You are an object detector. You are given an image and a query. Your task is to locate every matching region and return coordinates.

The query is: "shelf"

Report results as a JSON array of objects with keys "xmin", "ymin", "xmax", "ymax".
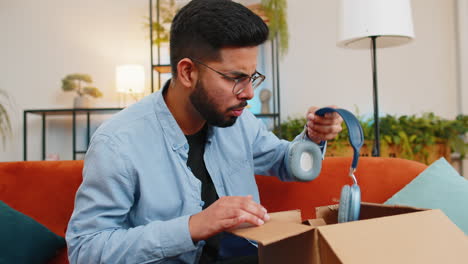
[
  {"xmin": 152, "ymin": 64, "xmax": 171, "ymax": 74},
  {"xmin": 24, "ymin": 107, "xmax": 123, "ymax": 116},
  {"xmin": 23, "ymin": 108, "xmax": 123, "ymax": 161},
  {"xmin": 255, "ymin": 113, "xmax": 279, "ymax": 118}
]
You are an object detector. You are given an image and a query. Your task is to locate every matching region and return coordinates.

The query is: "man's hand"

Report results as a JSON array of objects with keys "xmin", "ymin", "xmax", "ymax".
[
  {"xmin": 306, "ymin": 106, "xmax": 343, "ymax": 144},
  {"xmin": 189, "ymin": 195, "xmax": 270, "ymax": 242}
]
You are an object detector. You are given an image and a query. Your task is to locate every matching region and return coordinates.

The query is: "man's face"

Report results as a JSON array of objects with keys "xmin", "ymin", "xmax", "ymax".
[{"xmin": 189, "ymin": 46, "xmax": 258, "ymax": 127}]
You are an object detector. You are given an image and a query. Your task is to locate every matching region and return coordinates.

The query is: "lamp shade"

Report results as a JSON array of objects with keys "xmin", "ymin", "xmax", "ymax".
[
  {"xmin": 337, "ymin": 0, "xmax": 415, "ymax": 49},
  {"xmin": 116, "ymin": 64, "xmax": 145, "ymax": 94}
]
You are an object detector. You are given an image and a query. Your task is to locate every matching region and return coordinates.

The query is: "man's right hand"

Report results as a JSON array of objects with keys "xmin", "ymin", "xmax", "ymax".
[{"xmin": 188, "ymin": 195, "xmax": 270, "ymax": 242}]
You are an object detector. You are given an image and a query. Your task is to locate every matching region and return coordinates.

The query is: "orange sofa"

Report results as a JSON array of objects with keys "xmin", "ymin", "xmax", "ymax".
[{"xmin": 0, "ymin": 157, "xmax": 427, "ymax": 264}]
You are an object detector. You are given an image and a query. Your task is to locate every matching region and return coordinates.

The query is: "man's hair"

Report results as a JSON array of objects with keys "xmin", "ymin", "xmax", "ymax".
[{"xmin": 169, "ymin": 0, "xmax": 269, "ymax": 76}]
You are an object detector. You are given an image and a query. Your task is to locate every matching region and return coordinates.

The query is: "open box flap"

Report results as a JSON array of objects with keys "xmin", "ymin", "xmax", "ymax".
[
  {"xmin": 230, "ymin": 210, "xmax": 315, "ymax": 246},
  {"xmin": 316, "ymin": 202, "xmax": 427, "ymax": 224},
  {"xmin": 316, "ymin": 209, "xmax": 468, "ymax": 264}
]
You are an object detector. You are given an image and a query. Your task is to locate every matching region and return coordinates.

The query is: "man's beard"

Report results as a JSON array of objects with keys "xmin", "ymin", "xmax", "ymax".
[{"xmin": 189, "ymin": 80, "xmax": 247, "ymax": 127}]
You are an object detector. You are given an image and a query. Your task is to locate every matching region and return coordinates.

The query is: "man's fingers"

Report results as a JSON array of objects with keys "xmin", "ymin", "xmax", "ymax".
[
  {"xmin": 236, "ymin": 212, "xmax": 265, "ymax": 227},
  {"xmin": 219, "ymin": 211, "xmax": 266, "ymax": 230},
  {"xmin": 220, "ymin": 214, "xmax": 265, "ymax": 230},
  {"xmin": 307, "ymin": 106, "xmax": 319, "ymax": 116},
  {"xmin": 310, "ymin": 124, "xmax": 342, "ymax": 134},
  {"xmin": 217, "ymin": 196, "xmax": 269, "ymax": 222},
  {"xmin": 309, "ymin": 114, "xmax": 342, "ymax": 125},
  {"xmin": 238, "ymin": 197, "xmax": 269, "ymax": 221},
  {"xmin": 308, "ymin": 126, "xmax": 342, "ymax": 141}
]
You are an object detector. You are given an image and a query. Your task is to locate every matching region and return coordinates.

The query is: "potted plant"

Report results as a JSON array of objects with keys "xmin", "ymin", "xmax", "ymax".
[
  {"xmin": 0, "ymin": 90, "xmax": 11, "ymax": 148},
  {"xmin": 274, "ymin": 112, "xmax": 468, "ymax": 165},
  {"xmin": 246, "ymin": 0, "xmax": 289, "ymax": 56},
  {"xmin": 147, "ymin": 0, "xmax": 178, "ymax": 45},
  {"xmin": 61, "ymin": 74, "xmax": 103, "ymax": 108},
  {"xmin": 261, "ymin": 0, "xmax": 288, "ymax": 56}
]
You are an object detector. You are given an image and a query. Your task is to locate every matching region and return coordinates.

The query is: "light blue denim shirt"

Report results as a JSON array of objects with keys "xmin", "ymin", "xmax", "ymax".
[{"xmin": 66, "ymin": 87, "xmax": 319, "ymax": 264}]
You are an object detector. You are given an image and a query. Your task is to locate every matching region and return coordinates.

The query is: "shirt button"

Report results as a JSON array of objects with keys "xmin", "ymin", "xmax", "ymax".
[
  {"xmin": 184, "ymin": 143, "xmax": 189, "ymax": 150},
  {"xmin": 199, "ymin": 201, "xmax": 205, "ymax": 207}
]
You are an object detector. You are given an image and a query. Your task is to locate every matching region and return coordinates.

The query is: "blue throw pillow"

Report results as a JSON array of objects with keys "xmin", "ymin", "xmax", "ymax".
[
  {"xmin": 385, "ymin": 158, "xmax": 468, "ymax": 235},
  {"xmin": 0, "ymin": 200, "xmax": 66, "ymax": 264}
]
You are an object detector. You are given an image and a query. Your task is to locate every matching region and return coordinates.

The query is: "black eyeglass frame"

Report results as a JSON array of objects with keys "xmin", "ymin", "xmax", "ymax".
[{"xmin": 189, "ymin": 57, "xmax": 266, "ymax": 95}]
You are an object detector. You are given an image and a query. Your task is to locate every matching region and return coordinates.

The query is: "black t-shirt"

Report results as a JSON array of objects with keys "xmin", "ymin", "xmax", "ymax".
[
  {"xmin": 185, "ymin": 125, "xmax": 220, "ymax": 263},
  {"xmin": 185, "ymin": 125, "xmax": 258, "ymax": 264}
]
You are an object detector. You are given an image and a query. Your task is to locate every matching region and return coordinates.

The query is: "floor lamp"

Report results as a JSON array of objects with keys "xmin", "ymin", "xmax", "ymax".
[{"xmin": 337, "ymin": 0, "xmax": 415, "ymax": 156}]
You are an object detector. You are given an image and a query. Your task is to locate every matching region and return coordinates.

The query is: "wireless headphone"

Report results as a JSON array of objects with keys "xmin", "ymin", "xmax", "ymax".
[{"xmin": 284, "ymin": 107, "xmax": 364, "ymax": 223}]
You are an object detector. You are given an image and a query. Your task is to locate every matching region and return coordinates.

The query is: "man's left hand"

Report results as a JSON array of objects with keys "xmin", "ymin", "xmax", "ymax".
[{"xmin": 306, "ymin": 106, "xmax": 343, "ymax": 144}]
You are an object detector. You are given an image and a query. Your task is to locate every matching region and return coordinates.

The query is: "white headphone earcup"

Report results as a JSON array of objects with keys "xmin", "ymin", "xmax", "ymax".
[
  {"xmin": 349, "ymin": 184, "xmax": 361, "ymax": 221},
  {"xmin": 338, "ymin": 185, "xmax": 351, "ymax": 223},
  {"xmin": 338, "ymin": 184, "xmax": 361, "ymax": 223},
  {"xmin": 285, "ymin": 141, "xmax": 322, "ymax": 182}
]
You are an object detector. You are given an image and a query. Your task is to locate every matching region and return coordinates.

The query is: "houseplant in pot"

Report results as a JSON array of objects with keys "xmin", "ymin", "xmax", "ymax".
[
  {"xmin": 245, "ymin": 0, "xmax": 289, "ymax": 56},
  {"xmin": 61, "ymin": 74, "xmax": 103, "ymax": 108},
  {"xmin": 274, "ymin": 112, "xmax": 468, "ymax": 165}
]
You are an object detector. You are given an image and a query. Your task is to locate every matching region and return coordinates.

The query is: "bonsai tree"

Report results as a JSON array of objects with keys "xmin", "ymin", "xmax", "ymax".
[
  {"xmin": 0, "ymin": 90, "xmax": 12, "ymax": 148},
  {"xmin": 61, "ymin": 74, "xmax": 103, "ymax": 98}
]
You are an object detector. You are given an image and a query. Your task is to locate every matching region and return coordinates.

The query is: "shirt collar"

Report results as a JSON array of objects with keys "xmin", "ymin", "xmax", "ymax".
[
  {"xmin": 154, "ymin": 79, "xmax": 216, "ymax": 147},
  {"xmin": 153, "ymin": 80, "xmax": 188, "ymax": 151}
]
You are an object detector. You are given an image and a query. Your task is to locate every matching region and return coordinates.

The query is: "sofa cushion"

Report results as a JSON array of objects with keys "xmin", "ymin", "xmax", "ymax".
[
  {"xmin": 385, "ymin": 158, "xmax": 468, "ymax": 235},
  {"xmin": 0, "ymin": 160, "xmax": 84, "ymax": 237},
  {"xmin": 0, "ymin": 200, "xmax": 66, "ymax": 264}
]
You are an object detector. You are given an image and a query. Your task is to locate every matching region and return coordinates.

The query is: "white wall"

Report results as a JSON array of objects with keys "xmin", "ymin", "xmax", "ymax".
[
  {"xmin": 0, "ymin": 0, "xmax": 151, "ymax": 160},
  {"xmin": 0, "ymin": 0, "xmax": 465, "ymax": 175},
  {"xmin": 280, "ymin": 0, "xmax": 458, "ymax": 119}
]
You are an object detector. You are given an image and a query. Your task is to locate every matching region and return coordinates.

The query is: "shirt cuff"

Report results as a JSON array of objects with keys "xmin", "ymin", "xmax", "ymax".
[{"xmin": 154, "ymin": 214, "xmax": 198, "ymax": 257}]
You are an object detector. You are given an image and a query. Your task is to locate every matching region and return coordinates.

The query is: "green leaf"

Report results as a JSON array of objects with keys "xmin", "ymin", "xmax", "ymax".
[{"xmin": 275, "ymin": 110, "xmax": 467, "ymax": 164}]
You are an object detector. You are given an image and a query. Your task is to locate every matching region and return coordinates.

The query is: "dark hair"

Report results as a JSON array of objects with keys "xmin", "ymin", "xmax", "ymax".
[{"xmin": 169, "ymin": 0, "xmax": 269, "ymax": 77}]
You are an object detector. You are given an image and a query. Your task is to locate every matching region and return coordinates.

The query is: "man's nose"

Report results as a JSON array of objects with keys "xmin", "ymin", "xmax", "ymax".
[{"xmin": 237, "ymin": 82, "xmax": 254, "ymax": 101}]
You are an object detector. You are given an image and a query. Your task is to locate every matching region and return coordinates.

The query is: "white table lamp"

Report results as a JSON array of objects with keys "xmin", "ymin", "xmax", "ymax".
[{"xmin": 116, "ymin": 64, "xmax": 145, "ymax": 106}]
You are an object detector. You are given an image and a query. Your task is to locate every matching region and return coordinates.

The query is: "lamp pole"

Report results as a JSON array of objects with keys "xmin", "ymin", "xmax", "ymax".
[{"xmin": 371, "ymin": 36, "xmax": 380, "ymax": 157}]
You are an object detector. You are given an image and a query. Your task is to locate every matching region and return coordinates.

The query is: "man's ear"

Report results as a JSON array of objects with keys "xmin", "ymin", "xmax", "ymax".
[{"xmin": 176, "ymin": 58, "xmax": 197, "ymax": 89}]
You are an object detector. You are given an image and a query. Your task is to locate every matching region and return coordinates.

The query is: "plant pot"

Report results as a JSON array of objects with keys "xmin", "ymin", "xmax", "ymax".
[{"xmin": 73, "ymin": 96, "xmax": 91, "ymax": 108}]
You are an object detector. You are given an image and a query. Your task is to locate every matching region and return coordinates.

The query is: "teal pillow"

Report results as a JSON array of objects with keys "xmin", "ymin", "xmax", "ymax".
[
  {"xmin": 0, "ymin": 200, "xmax": 66, "ymax": 264},
  {"xmin": 385, "ymin": 158, "xmax": 468, "ymax": 235}
]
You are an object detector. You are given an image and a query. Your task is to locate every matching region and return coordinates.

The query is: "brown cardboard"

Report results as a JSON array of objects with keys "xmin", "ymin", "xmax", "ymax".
[
  {"xmin": 231, "ymin": 210, "xmax": 316, "ymax": 263},
  {"xmin": 315, "ymin": 202, "xmax": 426, "ymax": 225},
  {"xmin": 316, "ymin": 209, "xmax": 468, "ymax": 263},
  {"xmin": 230, "ymin": 203, "xmax": 468, "ymax": 264},
  {"xmin": 230, "ymin": 210, "xmax": 313, "ymax": 245},
  {"xmin": 304, "ymin": 218, "xmax": 327, "ymax": 227}
]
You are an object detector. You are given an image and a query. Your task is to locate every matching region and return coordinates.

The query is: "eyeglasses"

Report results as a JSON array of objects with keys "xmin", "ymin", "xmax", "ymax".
[{"xmin": 189, "ymin": 57, "xmax": 266, "ymax": 95}]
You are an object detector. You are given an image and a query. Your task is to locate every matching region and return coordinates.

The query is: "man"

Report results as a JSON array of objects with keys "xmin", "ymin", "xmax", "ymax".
[{"xmin": 66, "ymin": 0, "xmax": 342, "ymax": 263}]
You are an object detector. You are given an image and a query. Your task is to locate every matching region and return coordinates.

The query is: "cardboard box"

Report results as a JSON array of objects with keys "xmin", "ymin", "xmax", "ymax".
[{"xmin": 230, "ymin": 203, "xmax": 468, "ymax": 264}]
